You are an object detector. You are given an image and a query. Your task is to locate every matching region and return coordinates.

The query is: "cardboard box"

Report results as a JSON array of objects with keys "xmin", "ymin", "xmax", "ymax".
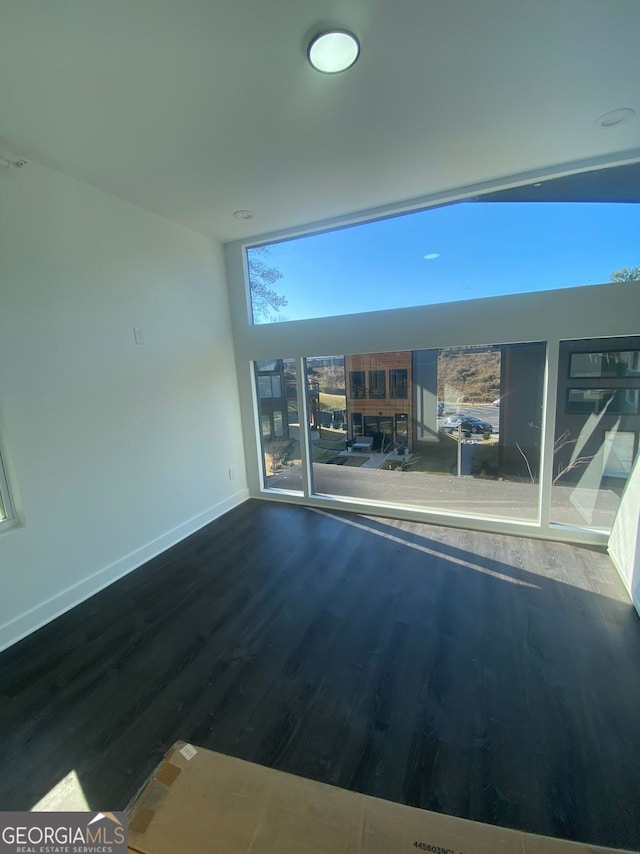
[{"xmin": 127, "ymin": 742, "xmax": 636, "ymax": 854}]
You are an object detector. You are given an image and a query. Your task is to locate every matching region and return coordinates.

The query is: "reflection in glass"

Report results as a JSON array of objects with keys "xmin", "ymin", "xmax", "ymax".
[
  {"xmin": 552, "ymin": 337, "xmax": 640, "ymax": 532},
  {"xmin": 603, "ymin": 432, "xmax": 635, "ymax": 478},
  {"xmin": 566, "ymin": 388, "xmax": 639, "ymax": 415},
  {"xmin": 569, "ymin": 350, "xmax": 640, "ymax": 378}
]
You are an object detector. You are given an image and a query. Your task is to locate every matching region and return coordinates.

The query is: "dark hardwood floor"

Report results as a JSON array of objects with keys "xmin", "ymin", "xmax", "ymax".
[{"xmin": 1, "ymin": 499, "xmax": 639, "ymax": 849}]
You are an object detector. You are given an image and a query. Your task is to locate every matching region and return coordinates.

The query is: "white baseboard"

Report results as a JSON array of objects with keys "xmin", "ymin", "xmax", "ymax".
[{"xmin": 0, "ymin": 488, "xmax": 249, "ymax": 653}]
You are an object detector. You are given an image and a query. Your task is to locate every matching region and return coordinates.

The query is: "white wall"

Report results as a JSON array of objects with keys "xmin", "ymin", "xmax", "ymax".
[
  {"xmin": 609, "ymin": 453, "xmax": 640, "ymax": 615},
  {"xmin": 0, "ymin": 161, "xmax": 248, "ymax": 651}
]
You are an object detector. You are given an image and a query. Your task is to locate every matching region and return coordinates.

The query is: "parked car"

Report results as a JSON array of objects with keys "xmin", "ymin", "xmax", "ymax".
[{"xmin": 442, "ymin": 414, "xmax": 493, "ymax": 436}]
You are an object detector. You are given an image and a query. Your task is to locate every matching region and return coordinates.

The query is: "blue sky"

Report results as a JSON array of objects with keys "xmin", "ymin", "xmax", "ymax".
[{"xmin": 249, "ymin": 202, "xmax": 640, "ymax": 323}]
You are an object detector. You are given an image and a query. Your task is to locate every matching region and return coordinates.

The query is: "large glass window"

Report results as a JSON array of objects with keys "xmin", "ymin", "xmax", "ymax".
[
  {"xmin": 255, "ymin": 359, "xmax": 303, "ymax": 493},
  {"xmin": 303, "ymin": 344, "xmax": 545, "ymax": 523},
  {"xmin": 253, "ymin": 340, "xmax": 640, "ymax": 535},
  {"xmin": 247, "ymin": 196, "xmax": 640, "ymax": 324},
  {"xmin": 244, "ymin": 163, "xmax": 640, "ymax": 541},
  {"xmin": 551, "ymin": 336, "xmax": 640, "ymax": 533}
]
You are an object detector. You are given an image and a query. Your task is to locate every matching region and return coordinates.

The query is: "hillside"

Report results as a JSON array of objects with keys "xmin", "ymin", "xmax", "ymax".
[{"xmin": 437, "ymin": 347, "xmax": 501, "ymax": 403}]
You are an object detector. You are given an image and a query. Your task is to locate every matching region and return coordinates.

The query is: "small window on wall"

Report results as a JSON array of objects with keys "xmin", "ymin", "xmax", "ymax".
[
  {"xmin": 256, "ymin": 360, "xmax": 284, "ymax": 400},
  {"xmin": 350, "ymin": 371, "xmax": 366, "ymax": 399},
  {"xmin": 390, "ymin": 369, "xmax": 408, "ymax": 399},
  {"xmin": 272, "ymin": 411, "xmax": 284, "ymax": 437},
  {"xmin": 369, "ymin": 370, "xmax": 386, "ymax": 399},
  {"xmin": 258, "ymin": 375, "xmax": 283, "ymax": 399}
]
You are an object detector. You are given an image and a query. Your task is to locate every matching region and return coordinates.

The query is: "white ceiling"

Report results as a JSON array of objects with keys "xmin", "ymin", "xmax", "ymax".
[{"xmin": 1, "ymin": 0, "xmax": 639, "ymax": 243}]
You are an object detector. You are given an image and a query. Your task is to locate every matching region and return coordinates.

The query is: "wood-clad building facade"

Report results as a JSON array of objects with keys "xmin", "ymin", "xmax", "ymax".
[{"xmin": 345, "ymin": 351, "xmax": 413, "ymax": 450}]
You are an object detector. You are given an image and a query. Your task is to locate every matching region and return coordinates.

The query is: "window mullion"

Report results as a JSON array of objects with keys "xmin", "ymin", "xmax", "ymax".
[
  {"xmin": 538, "ymin": 340, "xmax": 559, "ymax": 530},
  {"xmin": 296, "ymin": 357, "xmax": 313, "ymax": 497}
]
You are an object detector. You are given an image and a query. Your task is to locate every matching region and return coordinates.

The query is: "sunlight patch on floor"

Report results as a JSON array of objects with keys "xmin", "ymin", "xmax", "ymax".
[
  {"xmin": 31, "ymin": 769, "xmax": 90, "ymax": 811},
  {"xmin": 310, "ymin": 507, "xmax": 539, "ymax": 588}
]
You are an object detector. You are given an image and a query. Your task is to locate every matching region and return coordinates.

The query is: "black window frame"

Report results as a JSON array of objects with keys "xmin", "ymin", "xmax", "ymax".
[
  {"xmin": 368, "ymin": 370, "xmax": 386, "ymax": 399},
  {"xmin": 389, "ymin": 368, "xmax": 408, "ymax": 399},
  {"xmin": 257, "ymin": 374, "xmax": 282, "ymax": 399},
  {"xmin": 349, "ymin": 371, "xmax": 366, "ymax": 399}
]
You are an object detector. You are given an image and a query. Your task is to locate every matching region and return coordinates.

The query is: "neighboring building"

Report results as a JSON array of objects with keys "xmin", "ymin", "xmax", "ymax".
[
  {"xmin": 345, "ymin": 351, "xmax": 413, "ymax": 450},
  {"xmin": 498, "ymin": 337, "xmax": 640, "ymax": 483},
  {"xmin": 255, "ymin": 359, "xmax": 289, "ymax": 442},
  {"xmin": 346, "ymin": 344, "xmax": 598, "ymax": 482},
  {"xmin": 553, "ymin": 337, "xmax": 640, "ymax": 484},
  {"xmin": 345, "ymin": 347, "xmax": 505, "ymax": 454}
]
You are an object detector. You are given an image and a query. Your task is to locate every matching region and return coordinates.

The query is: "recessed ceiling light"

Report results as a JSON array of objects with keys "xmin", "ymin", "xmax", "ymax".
[
  {"xmin": 307, "ymin": 30, "xmax": 360, "ymax": 74},
  {"xmin": 233, "ymin": 209, "xmax": 253, "ymax": 220},
  {"xmin": 594, "ymin": 108, "xmax": 635, "ymax": 129}
]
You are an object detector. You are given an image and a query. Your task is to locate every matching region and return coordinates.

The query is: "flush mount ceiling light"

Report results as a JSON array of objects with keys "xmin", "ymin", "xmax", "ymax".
[
  {"xmin": 232, "ymin": 209, "xmax": 254, "ymax": 220},
  {"xmin": 594, "ymin": 108, "xmax": 635, "ymax": 129},
  {"xmin": 307, "ymin": 29, "xmax": 360, "ymax": 74}
]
